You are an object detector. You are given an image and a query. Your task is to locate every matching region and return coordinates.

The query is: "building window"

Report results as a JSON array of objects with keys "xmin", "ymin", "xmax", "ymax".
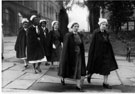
[{"xmin": 3, "ymin": 8, "xmax": 9, "ymax": 24}]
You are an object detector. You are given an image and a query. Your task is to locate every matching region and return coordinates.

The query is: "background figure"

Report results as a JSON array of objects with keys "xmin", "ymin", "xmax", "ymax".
[
  {"xmin": 58, "ymin": 6, "xmax": 69, "ymax": 40},
  {"xmin": 27, "ymin": 15, "xmax": 46, "ymax": 74},
  {"xmin": 2, "ymin": 24, "xmax": 4, "ymax": 60},
  {"xmin": 49, "ymin": 21, "xmax": 63, "ymax": 66},
  {"xmin": 38, "ymin": 19, "xmax": 50, "ymax": 65},
  {"xmin": 126, "ymin": 43, "xmax": 131, "ymax": 62},
  {"xmin": 58, "ymin": 22, "xmax": 86, "ymax": 91},
  {"xmin": 14, "ymin": 18, "xmax": 29, "ymax": 68},
  {"xmin": 86, "ymin": 18, "xmax": 118, "ymax": 89}
]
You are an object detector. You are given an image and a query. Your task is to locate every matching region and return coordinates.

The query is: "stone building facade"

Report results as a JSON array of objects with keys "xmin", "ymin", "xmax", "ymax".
[{"xmin": 2, "ymin": 0, "xmax": 61, "ymax": 36}]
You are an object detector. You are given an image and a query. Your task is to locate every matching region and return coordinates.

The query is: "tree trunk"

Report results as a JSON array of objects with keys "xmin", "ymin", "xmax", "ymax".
[{"xmin": 58, "ymin": 6, "xmax": 69, "ymax": 40}]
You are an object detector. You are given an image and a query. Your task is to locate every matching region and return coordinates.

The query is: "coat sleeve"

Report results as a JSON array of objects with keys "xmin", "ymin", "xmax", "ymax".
[
  {"xmin": 14, "ymin": 29, "xmax": 22, "ymax": 51},
  {"xmin": 58, "ymin": 33, "xmax": 70, "ymax": 76},
  {"xmin": 59, "ymin": 33, "xmax": 70, "ymax": 64},
  {"xmin": 86, "ymin": 30, "xmax": 98, "ymax": 72},
  {"xmin": 27, "ymin": 28, "xmax": 40, "ymax": 47}
]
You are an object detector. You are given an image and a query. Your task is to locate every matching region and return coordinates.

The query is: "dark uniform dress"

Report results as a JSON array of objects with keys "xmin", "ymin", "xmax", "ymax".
[
  {"xmin": 38, "ymin": 27, "xmax": 51, "ymax": 61},
  {"xmin": 27, "ymin": 26, "xmax": 46, "ymax": 63},
  {"xmin": 49, "ymin": 30, "xmax": 63, "ymax": 62},
  {"xmin": 58, "ymin": 32, "xmax": 86, "ymax": 79},
  {"xmin": 87, "ymin": 28, "xmax": 118, "ymax": 75},
  {"xmin": 15, "ymin": 27, "xmax": 27, "ymax": 59}
]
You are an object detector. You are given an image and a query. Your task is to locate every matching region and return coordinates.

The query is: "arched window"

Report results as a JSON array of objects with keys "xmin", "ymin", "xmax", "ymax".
[{"xmin": 3, "ymin": 8, "xmax": 9, "ymax": 24}]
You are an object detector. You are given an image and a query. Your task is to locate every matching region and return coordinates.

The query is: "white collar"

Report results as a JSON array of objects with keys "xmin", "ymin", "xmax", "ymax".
[
  {"xmin": 42, "ymin": 27, "xmax": 46, "ymax": 29},
  {"xmin": 73, "ymin": 31, "xmax": 78, "ymax": 34},
  {"xmin": 24, "ymin": 28, "xmax": 27, "ymax": 31},
  {"xmin": 33, "ymin": 25, "xmax": 36, "ymax": 28}
]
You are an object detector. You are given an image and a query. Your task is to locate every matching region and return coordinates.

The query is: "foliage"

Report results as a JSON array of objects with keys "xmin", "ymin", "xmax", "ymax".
[
  {"xmin": 107, "ymin": 1, "xmax": 134, "ymax": 33},
  {"xmin": 85, "ymin": 1, "xmax": 135, "ymax": 33}
]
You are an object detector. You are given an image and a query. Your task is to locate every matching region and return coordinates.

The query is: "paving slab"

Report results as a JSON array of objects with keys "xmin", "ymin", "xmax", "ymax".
[
  {"xmin": 2, "ymin": 88, "xmax": 28, "ymax": 92},
  {"xmin": 2, "ymin": 70, "xmax": 25, "ymax": 87},
  {"xmin": 129, "ymin": 78, "xmax": 135, "ymax": 82},
  {"xmin": 24, "ymin": 64, "xmax": 50, "ymax": 73},
  {"xmin": 115, "ymin": 56, "xmax": 126, "ymax": 60},
  {"xmin": 90, "ymin": 79, "xmax": 103, "ymax": 86},
  {"xmin": 121, "ymin": 78, "xmax": 134, "ymax": 86},
  {"xmin": 38, "ymin": 75, "xmax": 61, "ymax": 84},
  {"xmin": 5, "ymin": 79, "xmax": 36, "ymax": 89},
  {"xmin": 117, "ymin": 61, "xmax": 135, "ymax": 67},
  {"xmin": 40, "ymin": 63, "xmax": 51, "ymax": 70},
  {"xmin": 3, "ymin": 57, "xmax": 23, "ymax": 63},
  {"xmin": 102, "ymin": 89, "xmax": 122, "ymax": 92},
  {"xmin": 38, "ymin": 75, "xmax": 78, "ymax": 85},
  {"xmin": 2, "ymin": 62, "xmax": 15, "ymax": 71},
  {"xmin": 2, "ymin": 88, "xmax": 48, "ymax": 92},
  {"xmin": 91, "ymin": 74, "xmax": 103, "ymax": 79},
  {"xmin": 29, "ymin": 82, "xmax": 122, "ymax": 92},
  {"xmin": 117, "ymin": 68, "xmax": 135, "ymax": 78},
  {"xmin": 4, "ymin": 51, "xmax": 16, "ymax": 59},
  {"xmin": 107, "ymin": 71, "xmax": 122, "ymax": 85},
  {"xmin": 9, "ymin": 64, "xmax": 26, "ymax": 71},
  {"xmin": 19, "ymin": 72, "xmax": 46, "ymax": 80}
]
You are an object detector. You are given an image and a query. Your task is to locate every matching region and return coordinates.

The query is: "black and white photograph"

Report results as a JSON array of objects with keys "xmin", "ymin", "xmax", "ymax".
[{"xmin": 1, "ymin": 0, "xmax": 135, "ymax": 93}]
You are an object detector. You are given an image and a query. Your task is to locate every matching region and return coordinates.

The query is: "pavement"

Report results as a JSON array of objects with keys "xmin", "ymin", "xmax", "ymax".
[{"xmin": 2, "ymin": 36, "xmax": 135, "ymax": 93}]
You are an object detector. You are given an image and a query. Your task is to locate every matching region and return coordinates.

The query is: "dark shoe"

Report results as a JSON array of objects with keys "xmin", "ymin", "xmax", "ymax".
[
  {"xmin": 2, "ymin": 56, "xmax": 4, "ymax": 60},
  {"xmin": 34, "ymin": 69, "xmax": 38, "ymax": 74},
  {"xmin": 87, "ymin": 76, "xmax": 91, "ymax": 83},
  {"xmin": 37, "ymin": 67, "xmax": 42, "ymax": 72},
  {"xmin": 24, "ymin": 65, "xmax": 28, "ymax": 68},
  {"xmin": 76, "ymin": 86, "xmax": 84, "ymax": 92},
  {"xmin": 61, "ymin": 78, "xmax": 65, "ymax": 85},
  {"xmin": 103, "ymin": 83, "xmax": 112, "ymax": 89}
]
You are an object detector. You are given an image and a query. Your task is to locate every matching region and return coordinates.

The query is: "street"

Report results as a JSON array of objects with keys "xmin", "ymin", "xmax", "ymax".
[{"xmin": 2, "ymin": 36, "xmax": 135, "ymax": 93}]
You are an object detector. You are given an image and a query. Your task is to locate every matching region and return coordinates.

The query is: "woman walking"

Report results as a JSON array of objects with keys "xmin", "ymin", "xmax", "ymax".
[
  {"xmin": 49, "ymin": 21, "xmax": 63, "ymax": 65},
  {"xmin": 86, "ymin": 18, "xmax": 118, "ymax": 89},
  {"xmin": 15, "ymin": 18, "xmax": 29, "ymax": 68},
  {"xmin": 38, "ymin": 19, "xmax": 50, "ymax": 65},
  {"xmin": 58, "ymin": 22, "xmax": 86, "ymax": 91},
  {"xmin": 27, "ymin": 15, "xmax": 46, "ymax": 74}
]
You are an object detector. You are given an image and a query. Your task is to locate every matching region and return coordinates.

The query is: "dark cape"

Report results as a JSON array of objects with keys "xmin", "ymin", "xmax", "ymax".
[
  {"xmin": 49, "ymin": 29, "xmax": 63, "ymax": 62},
  {"xmin": 27, "ymin": 26, "xmax": 44, "ymax": 61},
  {"xmin": 87, "ymin": 28, "xmax": 118, "ymax": 75},
  {"xmin": 58, "ymin": 32, "xmax": 86, "ymax": 79},
  {"xmin": 38, "ymin": 27, "xmax": 51, "ymax": 61},
  {"xmin": 15, "ymin": 27, "xmax": 27, "ymax": 58}
]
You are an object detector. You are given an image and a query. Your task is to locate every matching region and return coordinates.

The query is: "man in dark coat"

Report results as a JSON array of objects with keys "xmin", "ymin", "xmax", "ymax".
[
  {"xmin": 86, "ymin": 18, "xmax": 118, "ymax": 89},
  {"xmin": 15, "ymin": 18, "xmax": 29, "ymax": 68},
  {"xmin": 27, "ymin": 15, "xmax": 46, "ymax": 74},
  {"xmin": 58, "ymin": 22, "xmax": 86, "ymax": 91}
]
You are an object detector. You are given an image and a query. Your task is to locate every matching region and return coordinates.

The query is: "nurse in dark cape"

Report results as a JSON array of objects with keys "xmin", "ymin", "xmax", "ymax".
[
  {"xmin": 58, "ymin": 22, "xmax": 86, "ymax": 91},
  {"xmin": 27, "ymin": 15, "xmax": 46, "ymax": 74},
  {"xmin": 38, "ymin": 19, "xmax": 50, "ymax": 65},
  {"xmin": 49, "ymin": 21, "xmax": 63, "ymax": 65},
  {"xmin": 15, "ymin": 18, "xmax": 29, "ymax": 68},
  {"xmin": 86, "ymin": 18, "xmax": 118, "ymax": 89}
]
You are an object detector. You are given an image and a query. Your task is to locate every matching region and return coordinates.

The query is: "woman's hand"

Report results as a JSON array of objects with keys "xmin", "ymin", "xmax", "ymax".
[
  {"xmin": 61, "ymin": 43, "xmax": 63, "ymax": 48},
  {"xmin": 53, "ymin": 44, "xmax": 56, "ymax": 49},
  {"xmin": 37, "ymin": 37, "xmax": 40, "ymax": 40}
]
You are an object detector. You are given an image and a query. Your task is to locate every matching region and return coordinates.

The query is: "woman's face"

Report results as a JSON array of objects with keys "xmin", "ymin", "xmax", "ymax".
[
  {"xmin": 100, "ymin": 22, "xmax": 107, "ymax": 30},
  {"xmin": 33, "ymin": 17, "xmax": 39, "ymax": 25},
  {"xmin": 72, "ymin": 23, "xmax": 79, "ymax": 32},
  {"xmin": 53, "ymin": 22, "xmax": 59, "ymax": 30},
  {"xmin": 23, "ymin": 22, "xmax": 28, "ymax": 28},
  {"xmin": 41, "ymin": 22, "xmax": 46, "ymax": 27}
]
